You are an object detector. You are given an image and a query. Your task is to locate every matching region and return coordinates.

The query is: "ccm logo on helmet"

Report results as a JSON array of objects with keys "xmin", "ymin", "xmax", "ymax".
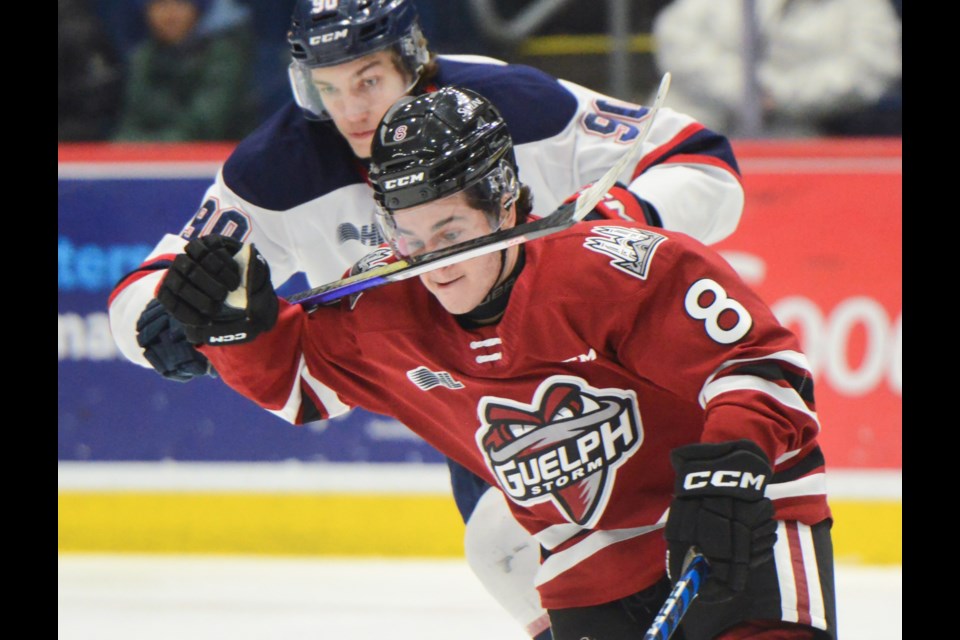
[
  {"xmin": 309, "ymin": 29, "xmax": 348, "ymax": 45},
  {"xmin": 683, "ymin": 470, "xmax": 766, "ymax": 491},
  {"xmin": 209, "ymin": 333, "xmax": 248, "ymax": 344},
  {"xmin": 384, "ymin": 172, "xmax": 425, "ymax": 190}
]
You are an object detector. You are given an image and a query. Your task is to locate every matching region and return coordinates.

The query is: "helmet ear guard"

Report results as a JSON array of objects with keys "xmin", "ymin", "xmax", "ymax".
[
  {"xmin": 462, "ymin": 159, "xmax": 518, "ymax": 227},
  {"xmin": 491, "ymin": 159, "xmax": 519, "ymax": 211}
]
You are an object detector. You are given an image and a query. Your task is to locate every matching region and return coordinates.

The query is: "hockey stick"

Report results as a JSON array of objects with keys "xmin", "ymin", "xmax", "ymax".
[
  {"xmin": 642, "ymin": 549, "xmax": 709, "ymax": 640},
  {"xmin": 287, "ymin": 72, "xmax": 672, "ymax": 307}
]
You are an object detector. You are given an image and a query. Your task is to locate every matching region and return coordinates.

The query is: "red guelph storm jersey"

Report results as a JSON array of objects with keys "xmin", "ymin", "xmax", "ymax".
[{"xmin": 200, "ymin": 220, "xmax": 830, "ymax": 610}]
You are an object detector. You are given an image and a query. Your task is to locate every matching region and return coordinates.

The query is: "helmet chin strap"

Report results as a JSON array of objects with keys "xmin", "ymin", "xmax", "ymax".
[
  {"xmin": 457, "ymin": 246, "xmax": 524, "ymax": 328},
  {"xmin": 487, "ymin": 250, "xmax": 509, "ymax": 299},
  {"xmin": 464, "ymin": 198, "xmax": 523, "ymax": 321}
]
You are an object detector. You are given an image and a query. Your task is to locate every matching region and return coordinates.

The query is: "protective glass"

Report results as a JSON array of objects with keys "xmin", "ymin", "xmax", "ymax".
[
  {"xmin": 375, "ymin": 162, "xmax": 518, "ymax": 258},
  {"xmin": 289, "ymin": 36, "xmax": 426, "ymax": 120}
]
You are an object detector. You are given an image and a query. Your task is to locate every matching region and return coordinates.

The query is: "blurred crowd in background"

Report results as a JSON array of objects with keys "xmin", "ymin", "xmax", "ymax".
[{"xmin": 58, "ymin": 0, "xmax": 902, "ymax": 143}]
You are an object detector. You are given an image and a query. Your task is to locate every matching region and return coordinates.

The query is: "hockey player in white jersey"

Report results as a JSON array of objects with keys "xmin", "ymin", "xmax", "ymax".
[{"xmin": 107, "ymin": 1, "xmax": 745, "ymax": 638}]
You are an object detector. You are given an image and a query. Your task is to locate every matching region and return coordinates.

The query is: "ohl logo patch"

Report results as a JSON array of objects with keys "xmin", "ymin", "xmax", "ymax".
[{"xmin": 476, "ymin": 376, "xmax": 643, "ymax": 528}]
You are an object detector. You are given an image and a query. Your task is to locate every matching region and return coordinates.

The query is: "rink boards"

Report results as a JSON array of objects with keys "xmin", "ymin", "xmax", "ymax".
[
  {"xmin": 58, "ymin": 140, "xmax": 901, "ymax": 564},
  {"xmin": 58, "ymin": 462, "xmax": 901, "ymax": 564}
]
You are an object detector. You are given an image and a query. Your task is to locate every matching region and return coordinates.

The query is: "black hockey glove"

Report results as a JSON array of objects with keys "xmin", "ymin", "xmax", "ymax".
[
  {"xmin": 664, "ymin": 439, "xmax": 777, "ymax": 604},
  {"xmin": 136, "ymin": 298, "xmax": 214, "ymax": 381},
  {"xmin": 157, "ymin": 236, "xmax": 278, "ymax": 346}
]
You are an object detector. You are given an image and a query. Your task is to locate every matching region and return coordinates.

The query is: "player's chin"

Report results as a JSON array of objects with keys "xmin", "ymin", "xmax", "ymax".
[
  {"xmin": 431, "ymin": 287, "xmax": 481, "ymax": 315},
  {"xmin": 349, "ymin": 136, "xmax": 374, "ymax": 159}
]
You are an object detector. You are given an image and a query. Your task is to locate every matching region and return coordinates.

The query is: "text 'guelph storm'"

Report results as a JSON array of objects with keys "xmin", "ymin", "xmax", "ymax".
[
  {"xmin": 493, "ymin": 410, "xmax": 637, "ymax": 499},
  {"xmin": 478, "ymin": 380, "xmax": 643, "ymax": 525}
]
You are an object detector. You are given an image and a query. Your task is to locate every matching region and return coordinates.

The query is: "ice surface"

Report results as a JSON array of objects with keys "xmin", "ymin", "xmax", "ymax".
[{"xmin": 58, "ymin": 555, "xmax": 901, "ymax": 639}]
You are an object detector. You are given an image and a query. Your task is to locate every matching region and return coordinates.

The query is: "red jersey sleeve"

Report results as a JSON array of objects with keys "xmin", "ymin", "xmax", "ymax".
[{"xmin": 604, "ymin": 228, "xmax": 820, "ymax": 466}]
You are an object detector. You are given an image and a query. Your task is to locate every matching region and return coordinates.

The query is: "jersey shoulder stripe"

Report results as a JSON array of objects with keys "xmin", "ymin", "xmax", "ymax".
[
  {"xmin": 222, "ymin": 102, "xmax": 368, "ymax": 211},
  {"xmin": 436, "ymin": 55, "xmax": 578, "ymax": 145},
  {"xmin": 662, "ymin": 125, "xmax": 742, "ymax": 176}
]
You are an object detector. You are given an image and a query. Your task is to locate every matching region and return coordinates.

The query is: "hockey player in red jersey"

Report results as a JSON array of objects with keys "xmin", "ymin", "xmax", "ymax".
[
  {"xmin": 108, "ymin": 2, "xmax": 745, "ymax": 637},
  {"xmin": 155, "ymin": 87, "xmax": 837, "ymax": 639}
]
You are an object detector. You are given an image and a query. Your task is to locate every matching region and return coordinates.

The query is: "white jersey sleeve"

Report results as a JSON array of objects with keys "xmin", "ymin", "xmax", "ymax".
[
  {"xmin": 111, "ymin": 58, "xmax": 745, "ymax": 371},
  {"xmin": 513, "ymin": 79, "xmax": 743, "ymax": 245},
  {"xmin": 109, "ymin": 157, "xmax": 382, "ymax": 368}
]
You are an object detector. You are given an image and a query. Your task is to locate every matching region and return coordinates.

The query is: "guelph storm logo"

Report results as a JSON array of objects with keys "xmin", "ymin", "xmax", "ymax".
[{"xmin": 476, "ymin": 376, "xmax": 643, "ymax": 528}]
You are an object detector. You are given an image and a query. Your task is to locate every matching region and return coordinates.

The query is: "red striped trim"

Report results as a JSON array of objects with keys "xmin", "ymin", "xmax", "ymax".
[
  {"xmin": 776, "ymin": 442, "xmax": 823, "ymax": 471},
  {"xmin": 785, "ymin": 522, "xmax": 812, "ymax": 627},
  {"xmin": 629, "ymin": 123, "xmax": 742, "ymax": 185},
  {"xmin": 58, "ymin": 142, "xmax": 236, "ymax": 164},
  {"xmin": 772, "ymin": 497, "xmax": 832, "ymax": 525},
  {"xmin": 106, "ymin": 254, "xmax": 176, "ymax": 305},
  {"xmin": 106, "ymin": 270, "xmax": 154, "ymax": 306},
  {"xmin": 526, "ymin": 613, "xmax": 551, "ymax": 638},
  {"xmin": 629, "ymin": 122, "xmax": 704, "ymax": 181},
  {"xmin": 297, "ymin": 380, "xmax": 331, "ymax": 424},
  {"xmin": 657, "ymin": 152, "xmax": 744, "ymax": 185}
]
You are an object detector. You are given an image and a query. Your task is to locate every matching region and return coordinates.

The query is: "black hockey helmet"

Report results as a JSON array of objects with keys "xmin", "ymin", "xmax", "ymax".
[
  {"xmin": 287, "ymin": 0, "xmax": 430, "ymax": 119},
  {"xmin": 370, "ymin": 87, "xmax": 518, "ymax": 209},
  {"xmin": 369, "ymin": 87, "xmax": 520, "ymax": 255}
]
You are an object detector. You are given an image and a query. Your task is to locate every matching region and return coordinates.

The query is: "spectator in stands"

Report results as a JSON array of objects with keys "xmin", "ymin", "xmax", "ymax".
[
  {"xmin": 59, "ymin": 0, "xmax": 124, "ymax": 141},
  {"xmin": 652, "ymin": 0, "xmax": 902, "ymax": 137},
  {"xmin": 113, "ymin": 0, "xmax": 257, "ymax": 142}
]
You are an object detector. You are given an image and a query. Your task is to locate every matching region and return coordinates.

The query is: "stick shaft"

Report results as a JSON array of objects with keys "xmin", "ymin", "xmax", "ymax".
[
  {"xmin": 288, "ymin": 73, "xmax": 672, "ymax": 307},
  {"xmin": 642, "ymin": 552, "xmax": 708, "ymax": 640}
]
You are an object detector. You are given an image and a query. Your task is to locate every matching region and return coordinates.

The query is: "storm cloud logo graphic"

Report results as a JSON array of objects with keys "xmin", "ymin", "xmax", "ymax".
[{"xmin": 476, "ymin": 377, "xmax": 643, "ymax": 527}]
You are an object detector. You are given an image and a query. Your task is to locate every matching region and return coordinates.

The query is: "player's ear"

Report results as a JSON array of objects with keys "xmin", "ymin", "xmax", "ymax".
[{"xmin": 500, "ymin": 199, "xmax": 517, "ymax": 230}]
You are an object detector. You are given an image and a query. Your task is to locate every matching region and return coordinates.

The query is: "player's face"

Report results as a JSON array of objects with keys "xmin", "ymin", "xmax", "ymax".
[
  {"xmin": 390, "ymin": 192, "xmax": 518, "ymax": 315},
  {"xmin": 309, "ymin": 51, "xmax": 412, "ymax": 158}
]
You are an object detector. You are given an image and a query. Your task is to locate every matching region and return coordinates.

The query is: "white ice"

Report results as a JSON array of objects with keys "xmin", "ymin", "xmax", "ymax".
[{"xmin": 58, "ymin": 555, "xmax": 901, "ymax": 639}]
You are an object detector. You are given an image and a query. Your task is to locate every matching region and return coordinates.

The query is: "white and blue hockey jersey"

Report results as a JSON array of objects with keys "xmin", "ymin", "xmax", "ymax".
[{"xmin": 109, "ymin": 55, "xmax": 744, "ymax": 368}]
